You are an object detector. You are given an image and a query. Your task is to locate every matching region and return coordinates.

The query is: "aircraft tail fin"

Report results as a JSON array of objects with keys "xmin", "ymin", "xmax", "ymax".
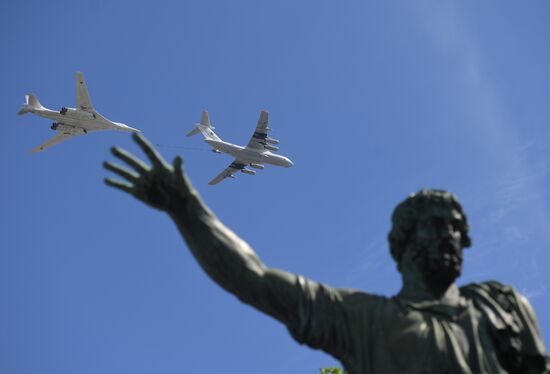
[
  {"xmin": 187, "ymin": 111, "xmax": 221, "ymax": 141},
  {"xmin": 18, "ymin": 93, "xmax": 44, "ymax": 115}
]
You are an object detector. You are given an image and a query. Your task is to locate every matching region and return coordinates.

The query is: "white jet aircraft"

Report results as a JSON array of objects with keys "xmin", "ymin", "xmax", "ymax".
[
  {"xmin": 18, "ymin": 72, "xmax": 140, "ymax": 153},
  {"xmin": 187, "ymin": 110, "xmax": 293, "ymax": 185}
]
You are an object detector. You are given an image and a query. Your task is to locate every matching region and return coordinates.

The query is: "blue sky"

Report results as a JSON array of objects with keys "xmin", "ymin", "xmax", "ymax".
[{"xmin": 2, "ymin": 1, "xmax": 550, "ymax": 372}]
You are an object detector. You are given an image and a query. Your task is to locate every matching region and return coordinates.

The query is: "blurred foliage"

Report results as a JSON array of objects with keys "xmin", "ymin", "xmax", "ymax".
[{"xmin": 320, "ymin": 368, "xmax": 345, "ymax": 374}]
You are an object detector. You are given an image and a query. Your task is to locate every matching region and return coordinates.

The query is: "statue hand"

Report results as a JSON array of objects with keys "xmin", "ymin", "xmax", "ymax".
[{"xmin": 103, "ymin": 133, "xmax": 192, "ymax": 212}]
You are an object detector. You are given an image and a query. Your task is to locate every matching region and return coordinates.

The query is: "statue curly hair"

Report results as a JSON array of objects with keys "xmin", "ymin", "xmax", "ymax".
[{"xmin": 388, "ymin": 189, "xmax": 472, "ymax": 264}]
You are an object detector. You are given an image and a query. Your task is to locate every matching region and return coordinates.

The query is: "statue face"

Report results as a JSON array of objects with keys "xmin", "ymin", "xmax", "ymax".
[{"xmin": 408, "ymin": 205, "xmax": 464, "ymax": 286}]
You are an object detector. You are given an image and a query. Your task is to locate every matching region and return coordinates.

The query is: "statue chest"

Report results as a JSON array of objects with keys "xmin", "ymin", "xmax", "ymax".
[{"xmin": 361, "ymin": 301, "xmax": 499, "ymax": 373}]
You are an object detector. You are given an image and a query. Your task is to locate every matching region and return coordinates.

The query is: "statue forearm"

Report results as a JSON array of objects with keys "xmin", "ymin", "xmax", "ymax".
[
  {"xmin": 166, "ymin": 189, "xmax": 304, "ymax": 327},
  {"xmin": 104, "ymin": 135, "xmax": 303, "ymax": 327},
  {"xmin": 167, "ymin": 189, "xmax": 268, "ymax": 298}
]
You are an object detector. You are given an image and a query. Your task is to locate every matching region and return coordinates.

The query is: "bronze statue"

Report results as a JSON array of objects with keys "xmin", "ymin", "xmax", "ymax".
[{"xmin": 104, "ymin": 134, "xmax": 550, "ymax": 374}]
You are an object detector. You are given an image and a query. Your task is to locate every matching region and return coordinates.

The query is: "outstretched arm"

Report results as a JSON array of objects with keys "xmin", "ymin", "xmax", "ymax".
[
  {"xmin": 103, "ymin": 134, "xmax": 303, "ymax": 326},
  {"xmin": 104, "ymin": 134, "xmax": 355, "ymax": 360}
]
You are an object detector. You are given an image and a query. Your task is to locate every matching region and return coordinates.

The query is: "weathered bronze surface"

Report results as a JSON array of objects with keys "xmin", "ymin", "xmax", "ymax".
[{"xmin": 104, "ymin": 134, "xmax": 550, "ymax": 374}]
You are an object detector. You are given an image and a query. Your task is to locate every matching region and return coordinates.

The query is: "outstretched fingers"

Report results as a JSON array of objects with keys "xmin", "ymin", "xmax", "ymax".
[
  {"xmin": 111, "ymin": 146, "xmax": 148, "ymax": 175},
  {"xmin": 133, "ymin": 133, "xmax": 167, "ymax": 168},
  {"xmin": 103, "ymin": 161, "xmax": 138, "ymax": 183},
  {"xmin": 104, "ymin": 178, "xmax": 134, "ymax": 195}
]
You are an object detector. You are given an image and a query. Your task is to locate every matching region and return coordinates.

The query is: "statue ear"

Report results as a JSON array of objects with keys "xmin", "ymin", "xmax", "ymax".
[{"xmin": 397, "ymin": 244, "xmax": 415, "ymax": 274}]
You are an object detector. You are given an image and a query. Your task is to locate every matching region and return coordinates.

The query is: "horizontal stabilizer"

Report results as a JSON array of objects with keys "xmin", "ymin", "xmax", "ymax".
[
  {"xmin": 187, "ymin": 111, "xmax": 220, "ymax": 140},
  {"xmin": 186, "ymin": 126, "xmax": 201, "ymax": 137},
  {"xmin": 187, "ymin": 111, "xmax": 213, "ymax": 137}
]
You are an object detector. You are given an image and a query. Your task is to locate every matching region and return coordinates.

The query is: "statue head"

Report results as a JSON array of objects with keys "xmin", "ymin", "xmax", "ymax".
[{"xmin": 388, "ymin": 189, "xmax": 472, "ymax": 286}]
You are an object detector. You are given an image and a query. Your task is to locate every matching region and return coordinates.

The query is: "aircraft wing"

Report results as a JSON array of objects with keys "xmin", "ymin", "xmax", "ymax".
[
  {"xmin": 208, "ymin": 160, "xmax": 246, "ymax": 185},
  {"xmin": 31, "ymin": 132, "xmax": 75, "ymax": 154},
  {"xmin": 76, "ymin": 71, "xmax": 93, "ymax": 110},
  {"xmin": 246, "ymin": 110, "xmax": 272, "ymax": 150}
]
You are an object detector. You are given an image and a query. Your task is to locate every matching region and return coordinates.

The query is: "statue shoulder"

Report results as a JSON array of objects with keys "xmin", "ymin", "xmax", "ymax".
[
  {"xmin": 460, "ymin": 281, "xmax": 550, "ymax": 372},
  {"xmin": 460, "ymin": 280, "xmax": 518, "ymax": 305},
  {"xmin": 459, "ymin": 280, "xmax": 533, "ymax": 327},
  {"xmin": 459, "ymin": 280, "xmax": 535, "ymax": 320},
  {"xmin": 460, "ymin": 280, "xmax": 513, "ymax": 295}
]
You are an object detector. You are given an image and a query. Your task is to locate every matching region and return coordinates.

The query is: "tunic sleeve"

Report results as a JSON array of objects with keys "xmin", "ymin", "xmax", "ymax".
[{"xmin": 285, "ymin": 275, "xmax": 356, "ymax": 361}]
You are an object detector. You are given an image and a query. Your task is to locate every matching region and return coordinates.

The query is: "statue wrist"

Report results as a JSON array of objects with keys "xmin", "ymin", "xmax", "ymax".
[{"xmin": 166, "ymin": 187, "xmax": 201, "ymax": 217}]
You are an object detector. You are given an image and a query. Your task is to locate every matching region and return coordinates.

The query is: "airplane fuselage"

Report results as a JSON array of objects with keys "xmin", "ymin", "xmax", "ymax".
[
  {"xmin": 19, "ymin": 72, "xmax": 140, "ymax": 153},
  {"xmin": 28, "ymin": 106, "xmax": 136, "ymax": 134},
  {"xmin": 205, "ymin": 139, "xmax": 293, "ymax": 167}
]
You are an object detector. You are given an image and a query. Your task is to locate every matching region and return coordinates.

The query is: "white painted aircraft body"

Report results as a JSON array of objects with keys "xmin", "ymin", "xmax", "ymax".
[
  {"xmin": 18, "ymin": 72, "xmax": 140, "ymax": 153},
  {"xmin": 187, "ymin": 110, "xmax": 293, "ymax": 185}
]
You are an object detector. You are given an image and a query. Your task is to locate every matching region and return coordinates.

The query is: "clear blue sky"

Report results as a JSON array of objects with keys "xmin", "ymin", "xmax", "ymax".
[{"xmin": 2, "ymin": 1, "xmax": 550, "ymax": 373}]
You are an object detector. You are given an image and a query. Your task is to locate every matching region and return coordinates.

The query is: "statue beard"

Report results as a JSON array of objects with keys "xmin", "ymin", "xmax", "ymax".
[{"xmin": 414, "ymin": 242, "xmax": 463, "ymax": 288}]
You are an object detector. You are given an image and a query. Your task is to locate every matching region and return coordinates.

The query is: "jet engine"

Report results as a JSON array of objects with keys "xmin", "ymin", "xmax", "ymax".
[
  {"xmin": 266, "ymin": 137, "xmax": 279, "ymax": 144},
  {"xmin": 212, "ymin": 149, "xmax": 222, "ymax": 154},
  {"xmin": 264, "ymin": 144, "xmax": 279, "ymax": 151},
  {"xmin": 241, "ymin": 168, "xmax": 256, "ymax": 175},
  {"xmin": 249, "ymin": 163, "xmax": 264, "ymax": 170},
  {"xmin": 59, "ymin": 107, "xmax": 96, "ymax": 121},
  {"xmin": 50, "ymin": 123, "xmax": 87, "ymax": 135}
]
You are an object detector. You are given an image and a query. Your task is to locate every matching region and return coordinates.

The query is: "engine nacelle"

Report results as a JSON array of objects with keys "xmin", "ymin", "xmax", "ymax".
[
  {"xmin": 241, "ymin": 168, "xmax": 256, "ymax": 175},
  {"xmin": 61, "ymin": 108, "xmax": 96, "ymax": 121},
  {"xmin": 212, "ymin": 149, "xmax": 222, "ymax": 154},
  {"xmin": 264, "ymin": 144, "xmax": 279, "ymax": 151},
  {"xmin": 51, "ymin": 123, "xmax": 87, "ymax": 135},
  {"xmin": 266, "ymin": 137, "xmax": 279, "ymax": 144},
  {"xmin": 249, "ymin": 163, "xmax": 264, "ymax": 170}
]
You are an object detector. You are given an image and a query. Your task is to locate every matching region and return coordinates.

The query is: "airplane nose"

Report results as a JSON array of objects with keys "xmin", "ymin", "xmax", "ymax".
[{"xmin": 286, "ymin": 159, "xmax": 294, "ymax": 167}]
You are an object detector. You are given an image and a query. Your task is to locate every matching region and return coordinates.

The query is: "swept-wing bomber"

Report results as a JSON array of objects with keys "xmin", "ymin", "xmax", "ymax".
[
  {"xmin": 187, "ymin": 110, "xmax": 293, "ymax": 185},
  {"xmin": 18, "ymin": 72, "xmax": 140, "ymax": 153}
]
